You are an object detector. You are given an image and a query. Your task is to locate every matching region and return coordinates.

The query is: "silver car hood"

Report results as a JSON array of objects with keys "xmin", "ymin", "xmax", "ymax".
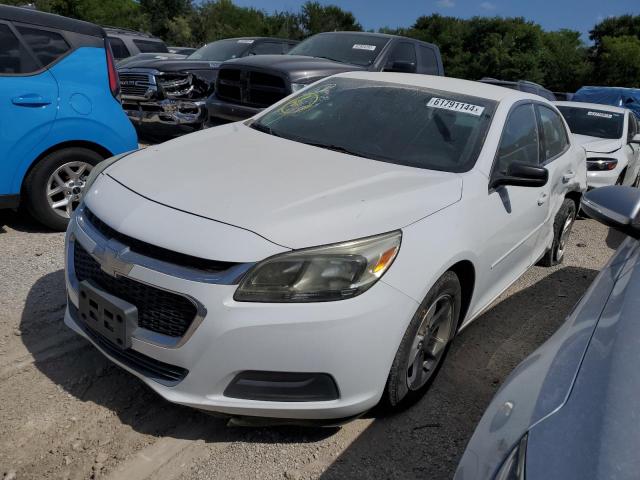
[{"xmin": 573, "ymin": 134, "xmax": 623, "ymax": 154}]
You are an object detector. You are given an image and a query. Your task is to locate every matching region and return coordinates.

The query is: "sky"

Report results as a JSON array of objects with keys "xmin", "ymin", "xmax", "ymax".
[{"xmin": 232, "ymin": 0, "xmax": 640, "ymax": 38}]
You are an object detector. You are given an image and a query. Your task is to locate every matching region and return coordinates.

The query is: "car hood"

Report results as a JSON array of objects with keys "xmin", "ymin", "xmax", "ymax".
[
  {"xmin": 572, "ymin": 134, "xmax": 623, "ymax": 154},
  {"xmin": 222, "ymin": 54, "xmax": 365, "ymax": 82},
  {"xmin": 106, "ymin": 123, "xmax": 462, "ymax": 250},
  {"xmin": 118, "ymin": 58, "xmax": 221, "ymax": 72}
]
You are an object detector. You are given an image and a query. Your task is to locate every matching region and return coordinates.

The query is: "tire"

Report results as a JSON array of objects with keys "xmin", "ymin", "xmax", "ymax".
[
  {"xmin": 616, "ymin": 169, "xmax": 626, "ymax": 186},
  {"xmin": 539, "ymin": 198, "xmax": 577, "ymax": 267},
  {"xmin": 24, "ymin": 147, "xmax": 104, "ymax": 231},
  {"xmin": 380, "ymin": 271, "xmax": 462, "ymax": 411}
]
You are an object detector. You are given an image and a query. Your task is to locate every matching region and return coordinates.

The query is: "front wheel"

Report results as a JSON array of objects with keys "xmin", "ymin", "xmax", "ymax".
[
  {"xmin": 539, "ymin": 198, "xmax": 577, "ymax": 267},
  {"xmin": 24, "ymin": 147, "xmax": 103, "ymax": 231},
  {"xmin": 381, "ymin": 271, "xmax": 461, "ymax": 411}
]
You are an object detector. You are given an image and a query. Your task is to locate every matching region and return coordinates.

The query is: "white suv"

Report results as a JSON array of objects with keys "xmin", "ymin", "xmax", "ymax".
[
  {"xmin": 556, "ymin": 101, "xmax": 640, "ymax": 189},
  {"xmin": 64, "ymin": 73, "xmax": 587, "ymax": 421}
]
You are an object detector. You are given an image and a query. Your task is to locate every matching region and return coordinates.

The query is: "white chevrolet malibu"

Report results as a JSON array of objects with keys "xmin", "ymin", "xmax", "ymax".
[
  {"xmin": 555, "ymin": 101, "xmax": 640, "ymax": 189},
  {"xmin": 64, "ymin": 72, "xmax": 587, "ymax": 422}
]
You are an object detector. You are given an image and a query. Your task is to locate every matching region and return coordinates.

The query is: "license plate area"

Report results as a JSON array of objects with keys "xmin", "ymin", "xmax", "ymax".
[{"xmin": 78, "ymin": 281, "xmax": 138, "ymax": 350}]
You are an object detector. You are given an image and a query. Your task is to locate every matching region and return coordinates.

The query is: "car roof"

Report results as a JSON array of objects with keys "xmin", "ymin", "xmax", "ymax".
[
  {"xmin": 0, "ymin": 4, "xmax": 104, "ymax": 38},
  {"xmin": 335, "ymin": 71, "xmax": 545, "ymax": 103},
  {"xmin": 554, "ymin": 101, "xmax": 627, "ymax": 114}
]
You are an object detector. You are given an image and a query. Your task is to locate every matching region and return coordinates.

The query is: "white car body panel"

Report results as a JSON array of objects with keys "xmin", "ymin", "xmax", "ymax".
[{"xmin": 64, "ymin": 72, "xmax": 587, "ymax": 419}]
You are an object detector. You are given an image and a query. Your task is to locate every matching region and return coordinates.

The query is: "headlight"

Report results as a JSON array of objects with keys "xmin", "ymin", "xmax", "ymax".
[
  {"xmin": 234, "ymin": 231, "xmax": 401, "ymax": 303},
  {"xmin": 587, "ymin": 158, "xmax": 618, "ymax": 171},
  {"xmin": 82, "ymin": 151, "xmax": 136, "ymax": 200},
  {"xmin": 495, "ymin": 434, "xmax": 527, "ymax": 480},
  {"xmin": 290, "ymin": 83, "xmax": 308, "ymax": 92}
]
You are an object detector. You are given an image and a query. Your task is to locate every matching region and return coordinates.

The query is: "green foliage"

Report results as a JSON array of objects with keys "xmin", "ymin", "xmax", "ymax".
[
  {"xmin": 590, "ymin": 14, "xmax": 640, "ymax": 49},
  {"xmin": 593, "ymin": 35, "xmax": 640, "ymax": 87},
  {"xmin": 300, "ymin": 1, "xmax": 361, "ymax": 35},
  {"xmin": 540, "ymin": 30, "xmax": 591, "ymax": 91}
]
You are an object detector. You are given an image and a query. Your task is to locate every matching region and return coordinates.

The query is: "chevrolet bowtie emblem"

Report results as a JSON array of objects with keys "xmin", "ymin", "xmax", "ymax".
[{"xmin": 94, "ymin": 239, "xmax": 133, "ymax": 277}]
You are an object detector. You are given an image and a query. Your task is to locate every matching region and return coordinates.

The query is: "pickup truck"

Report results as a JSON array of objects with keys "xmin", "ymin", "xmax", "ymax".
[
  {"xmin": 117, "ymin": 37, "xmax": 298, "ymax": 137},
  {"xmin": 206, "ymin": 31, "xmax": 444, "ymax": 125}
]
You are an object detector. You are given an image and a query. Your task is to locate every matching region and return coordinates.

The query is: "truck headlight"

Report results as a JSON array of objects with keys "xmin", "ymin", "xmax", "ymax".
[
  {"xmin": 234, "ymin": 231, "xmax": 401, "ymax": 302},
  {"xmin": 495, "ymin": 434, "xmax": 528, "ymax": 480}
]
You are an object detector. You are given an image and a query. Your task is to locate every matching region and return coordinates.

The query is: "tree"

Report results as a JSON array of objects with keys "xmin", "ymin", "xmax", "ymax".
[
  {"xmin": 139, "ymin": 0, "xmax": 192, "ymax": 39},
  {"xmin": 593, "ymin": 35, "xmax": 640, "ymax": 87},
  {"xmin": 590, "ymin": 15, "xmax": 640, "ymax": 49},
  {"xmin": 541, "ymin": 29, "xmax": 591, "ymax": 92},
  {"xmin": 300, "ymin": 1, "xmax": 361, "ymax": 35}
]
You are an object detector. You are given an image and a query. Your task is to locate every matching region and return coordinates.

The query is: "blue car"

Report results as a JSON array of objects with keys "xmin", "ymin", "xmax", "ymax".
[
  {"xmin": 0, "ymin": 5, "xmax": 137, "ymax": 230},
  {"xmin": 455, "ymin": 186, "xmax": 640, "ymax": 480}
]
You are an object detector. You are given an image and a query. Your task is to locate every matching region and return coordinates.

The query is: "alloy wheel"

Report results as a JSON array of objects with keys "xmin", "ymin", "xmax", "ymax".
[
  {"xmin": 46, "ymin": 161, "xmax": 93, "ymax": 219},
  {"xmin": 556, "ymin": 213, "xmax": 575, "ymax": 261},
  {"xmin": 406, "ymin": 294, "xmax": 455, "ymax": 391}
]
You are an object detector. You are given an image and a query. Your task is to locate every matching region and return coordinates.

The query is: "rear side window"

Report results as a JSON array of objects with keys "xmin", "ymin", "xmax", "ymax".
[
  {"xmin": 495, "ymin": 104, "xmax": 540, "ymax": 175},
  {"xmin": 0, "ymin": 23, "xmax": 38, "ymax": 74},
  {"xmin": 417, "ymin": 45, "xmax": 439, "ymax": 75},
  {"xmin": 627, "ymin": 113, "xmax": 638, "ymax": 143},
  {"xmin": 16, "ymin": 26, "xmax": 70, "ymax": 68},
  {"xmin": 133, "ymin": 39, "xmax": 168, "ymax": 54},
  {"xmin": 108, "ymin": 37, "xmax": 130, "ymax": 59},
  {"xmin": 250, "ymin": 42, "xmax": 284, "ymax": 55},
  {"xmin": 386, "ymin": 42, "xmax": 416, "ymax": 67},
  {"xmin": 538, "ymin": 105, "xmax": 569, "ymax": 162}
]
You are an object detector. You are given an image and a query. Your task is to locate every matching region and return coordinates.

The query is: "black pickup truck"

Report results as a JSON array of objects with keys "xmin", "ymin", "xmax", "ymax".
[
  {"xmin": 206, "ymin": 31, "xmax": 444, "ymax": 125},
  {"xmin": 117, "ymin": 37, "xmax": 297, "ymax": 136}
]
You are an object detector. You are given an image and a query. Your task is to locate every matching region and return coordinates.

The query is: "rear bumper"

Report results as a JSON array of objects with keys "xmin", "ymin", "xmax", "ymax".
[
  {"xmin": 0, "ymin": 194, "xmax": 19, "ymax": 209},
  {"xmin": 205, "ymin": 95, "xmax": 263, "ymax": 124},
  {"xmin": 122, "ymin": 98, "xmax": 206, "ymax": 130}
]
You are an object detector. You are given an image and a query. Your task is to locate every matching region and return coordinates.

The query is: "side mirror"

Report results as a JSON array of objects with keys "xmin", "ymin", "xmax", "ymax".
[
  {"xmin": 630, "ymin": 133, "xmax": 640, "ymax": 144},
  {"xmin": 385, "ymin": 61, "xmax": 417, "ymax": 73},
  {"xmin": 581, "ymin": 186, "xmax": 640, "ymax": 239},
  {"xmin": 491, "ymin": 163, "xmax": 549, "ymax": 189}
]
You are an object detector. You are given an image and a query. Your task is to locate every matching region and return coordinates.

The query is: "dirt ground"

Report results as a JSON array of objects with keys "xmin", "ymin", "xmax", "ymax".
[{"xmin": 0, "ymin": 210, "xmax": 625, "ymax": 480}]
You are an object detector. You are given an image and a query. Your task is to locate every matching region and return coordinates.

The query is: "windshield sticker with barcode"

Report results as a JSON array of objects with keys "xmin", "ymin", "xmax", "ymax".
[
  {"xmin": 237, "ymin": 39, "xmax": 255, "ymax": 44},
  {"xmin": 352, "ymin": 44, "xmax": 377, "ymax": 51},
  {"xmin": 587, "ymin": 111, "xmax": 613, "ymax": 119},
  {"xmin": 426, "ymin": 97, "xmax": 485, "ymax": 116}
]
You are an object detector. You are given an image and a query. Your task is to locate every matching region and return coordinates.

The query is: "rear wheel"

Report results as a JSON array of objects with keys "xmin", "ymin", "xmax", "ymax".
[
  {"xmin": 539, "ymin": 198, "xmax": 577, "ymax": 267},
  {"xmin": 381, "ymin": 271, "xmax": 461, "ymax": 410},
  {"xmin": 24, "ymin": 147, "xmax": 103, "ymax": 231}
]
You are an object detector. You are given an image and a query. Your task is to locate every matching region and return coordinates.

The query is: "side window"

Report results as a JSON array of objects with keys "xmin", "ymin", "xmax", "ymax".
[
  {"xmin": 250, "ymin": 42, "xmax": 284, "ymax": 55},
  {"xmin": 386, "ymin": 42, "xmax": 417, "ymax": 68},
  {"xmin": 627, "ymin": 113, "xmax": 638, "ymax": 143},
  {"xmin": 108, "ymin": 37, "xmax": 130, "ymax": 60},
  {"xmin": 133, "ymin": 40, "xmax": 168, "ymax": 54},
  {"xmin": 0, "ymin": 23, "xmax": 38, "ymax": 74},
  {"xmin": 417, "ymin": 45, "xmax": 439, "ymax": 75},
  {"xmin": 15, "ymin": 26, "xmax": 70, "ymax": 68},
  {"xmin": 495, "ymin": 104, "xmax": 540, "ymax": 175},
  {"xmin": 538, "ymin": 105, "xmax": 569, "ymax": 162}
]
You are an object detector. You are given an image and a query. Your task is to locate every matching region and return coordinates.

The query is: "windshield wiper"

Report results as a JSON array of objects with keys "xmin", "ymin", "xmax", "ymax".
[{"xmin": 302, "ymin": 141, "xmax": 370, "ymax": 158}]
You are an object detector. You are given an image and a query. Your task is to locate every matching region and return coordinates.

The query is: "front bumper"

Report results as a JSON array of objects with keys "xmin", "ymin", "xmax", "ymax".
[
  {"xmin": 63, "ymin": 207, "xmax": 418, "ymax": 420},
  {"xmin": 205, "ymin": 94, "xmax": 263, "ymax": 124},
  {"xmin": 587, "ymin": 169, "xmax": 620, "ymax": 189},
  {"xmin": 122, "ymin": 97, "xmax": 206, "ymax": 131}
]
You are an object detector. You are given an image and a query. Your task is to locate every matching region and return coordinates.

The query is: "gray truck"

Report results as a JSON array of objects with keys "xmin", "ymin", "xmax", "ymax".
[
  {"xmin": 117, "ymin": 37, "xmax": 297, "ymax": 137},
  {"xmin": 206, "ymin": 31, "xmax": 444, "ymax": 125}
]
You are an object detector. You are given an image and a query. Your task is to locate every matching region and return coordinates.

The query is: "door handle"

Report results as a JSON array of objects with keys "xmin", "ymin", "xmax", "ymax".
[
  {"xmin": 562, "ymin": 171, "xmax": 575, "ymax": 183},
  {"xmin": 537, "ymin": 193, "xmax": 548, "ymax": 206},
  {"xmin": 12, "ymin": 94, "xmax": 51, "ymax": 107}
]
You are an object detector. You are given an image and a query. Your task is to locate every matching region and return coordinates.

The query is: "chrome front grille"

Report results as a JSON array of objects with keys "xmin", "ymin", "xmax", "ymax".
[{"xmin": 119, "ymin": 72, "xmax": 155, "ymax": 99}]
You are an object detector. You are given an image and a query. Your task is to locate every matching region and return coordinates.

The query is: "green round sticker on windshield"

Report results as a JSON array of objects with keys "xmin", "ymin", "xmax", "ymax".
[{"xmin": 279, "ymin": 83, "xmax": 337, "ymax": 116}]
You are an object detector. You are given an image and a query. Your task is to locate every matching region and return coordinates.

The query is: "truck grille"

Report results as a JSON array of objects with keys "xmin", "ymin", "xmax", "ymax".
[
  {"xmin": 73, "ymin": 242, "xmax": 198, "ymax": 338},
  {"xmin": 217, "ymin": 68, "xmax": 288, "ymax": 108},
  {"xmin": 119, "ymin": 72, "xmax": 154, "ymax": 98}
]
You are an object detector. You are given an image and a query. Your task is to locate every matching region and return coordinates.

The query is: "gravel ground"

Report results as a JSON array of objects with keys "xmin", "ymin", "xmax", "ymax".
[{"xmin": 0, "ymin": 209, "xmax": 625, "ymax": 480}]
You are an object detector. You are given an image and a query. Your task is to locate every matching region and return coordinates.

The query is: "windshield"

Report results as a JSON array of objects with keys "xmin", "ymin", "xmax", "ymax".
[
  {"xmin": 287, "ymin": 33, "xmax": 389, "ymax": 67},
  {"xmin": 187, "ymin": 39, "xmax": 253, "ymax": 61},
  {"xmin": 557, "ymin": 106, "xmax": 624, "ymax": 140},
  {"xmin": 251, "ymin": 77, "xmax": 496, "ymax": 173}
]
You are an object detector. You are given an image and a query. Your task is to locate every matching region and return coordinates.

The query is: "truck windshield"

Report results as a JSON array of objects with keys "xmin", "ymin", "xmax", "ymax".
[
  {"xmin": 188, "ymin": 39, "xmax": 252, "ymax": 61},
  {"xmin": 251, "ymin": 77, "xmax": 496, "ymax": 173},
  {"xmin": 557, "ymin": 106, "xmax": 624, "ymax": 140},
  {"xmin": 287, "ymin": 33, "xmax": 389, "ymax": 67}
]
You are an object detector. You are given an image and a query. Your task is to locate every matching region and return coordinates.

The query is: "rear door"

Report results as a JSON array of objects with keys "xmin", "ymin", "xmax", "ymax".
[
  {"xmin": 534, "ymin": 103, "xmax": 573, "ymax": 261},
  {"xmin": 0, "ymin": 21, "xmax": 59, "ymax": 195}
]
